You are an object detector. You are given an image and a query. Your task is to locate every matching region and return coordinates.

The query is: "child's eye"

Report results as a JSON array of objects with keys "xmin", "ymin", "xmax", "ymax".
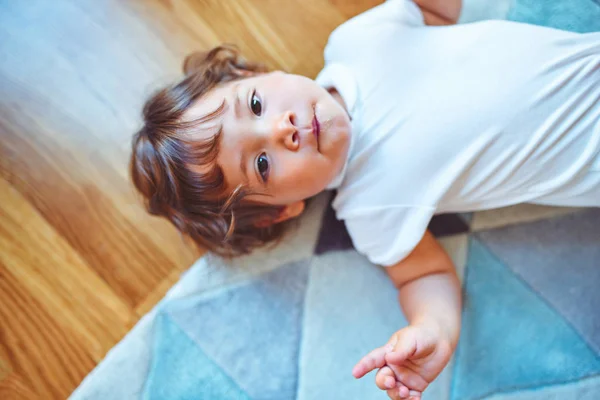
[
  {"xmin": 250, "ymin": 90, "xmax": 262, "ymax": 116},
  {"xmin": 256, "ymin": 153, "xmax": 269, "ymax": 182}
]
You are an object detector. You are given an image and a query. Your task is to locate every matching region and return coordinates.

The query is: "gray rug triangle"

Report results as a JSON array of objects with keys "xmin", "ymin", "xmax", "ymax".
[
  {"xmin": 475, "ymin": 208, "xmax": 600, "ymax": 353},
  {"xmin": 165, "ymin": 259, "xmax": 310, "ymax": 400}
]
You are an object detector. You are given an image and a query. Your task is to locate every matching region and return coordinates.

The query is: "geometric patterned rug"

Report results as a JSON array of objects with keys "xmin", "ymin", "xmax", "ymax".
[
  {"xmin": 71, "ymin": 2, "xmax": 600, "ymax": 399},
  {"xmin": 445, "ymin": 209, "xmax": 600, "ymax": 399},
  {"xmin": 70, "ymin": 191, "xmax": 600, "ymax": 400}
]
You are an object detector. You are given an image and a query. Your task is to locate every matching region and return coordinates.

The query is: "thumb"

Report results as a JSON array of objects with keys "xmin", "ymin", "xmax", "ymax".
[{"xmin": 385, "ymin": 327, "xmax": 417, "ymax": 365}]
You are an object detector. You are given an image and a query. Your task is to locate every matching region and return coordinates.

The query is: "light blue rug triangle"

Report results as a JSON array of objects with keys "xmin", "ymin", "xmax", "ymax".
[
  {"xmin": 143, "ymin": 313, "xmax": 250, "ymax": 400},
  {"xmin": 165, "ymin": 260, "xmax": 310, "ymax": 400},
  {"xmin": 508, "ymin": 0, "xmax": 600, "ymax": 32},
  {"xmin": 451, "ymin": 238, "xmax": 600, "ymax": 400}
]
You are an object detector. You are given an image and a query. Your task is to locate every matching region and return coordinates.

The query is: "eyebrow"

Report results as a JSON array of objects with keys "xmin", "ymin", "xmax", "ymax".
[
  {"xmin": 239, "ymin": 151, "xmax": 248, "ymax": 183},
  {"xmin": 233, "ymin": 83, "xmax": 242, "ymax": 120}
]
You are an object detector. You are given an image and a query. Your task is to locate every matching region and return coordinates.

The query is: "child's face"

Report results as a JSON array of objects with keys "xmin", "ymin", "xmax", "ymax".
[{"xmin": 186, "ymin": 71, "xmax": 351, "ymax": 209}]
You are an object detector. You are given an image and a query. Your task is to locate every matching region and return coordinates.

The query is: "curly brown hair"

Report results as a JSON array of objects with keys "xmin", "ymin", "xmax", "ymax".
[{"xmin": 130, "ymin": 45, "xmax": 292, "ymax": 257}]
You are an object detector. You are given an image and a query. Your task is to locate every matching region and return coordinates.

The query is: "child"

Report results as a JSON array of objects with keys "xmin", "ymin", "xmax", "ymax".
[{"xmin": 130, "ymin": 1, "xmax": 600, "ymax": 398}]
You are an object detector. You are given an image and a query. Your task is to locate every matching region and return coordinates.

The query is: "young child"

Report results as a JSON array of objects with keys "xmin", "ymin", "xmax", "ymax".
[{"xmin": 130, "ymin": 1, "xmax": 600, "ymax": 399}]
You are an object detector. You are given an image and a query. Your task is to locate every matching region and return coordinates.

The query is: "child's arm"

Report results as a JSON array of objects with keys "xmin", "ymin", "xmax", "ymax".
[
  {"xmin": 352, "ymin": 231, "xmax": 461, "ymax": 399},
  {"xmin": 413, "ymin": 0, "xmax": 462, "ymax": 25},
  {"xmin": 385, "ymin": 231, "xmax": 461, "ymax": 344}
]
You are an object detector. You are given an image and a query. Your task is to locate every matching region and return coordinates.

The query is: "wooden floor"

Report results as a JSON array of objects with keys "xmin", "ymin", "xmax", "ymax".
[{"xmin": 0, "ymin": 0, "xmax": 382, "ymax": 398}]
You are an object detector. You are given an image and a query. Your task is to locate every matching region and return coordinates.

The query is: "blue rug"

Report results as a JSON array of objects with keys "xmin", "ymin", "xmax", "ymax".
[
  {"xmin": 508, "ymin": 0, "xmax": 600, "ymax": 32},
  {"xmin": 71, "ymin": 2, "xmax": 600, "ymax": 399}
]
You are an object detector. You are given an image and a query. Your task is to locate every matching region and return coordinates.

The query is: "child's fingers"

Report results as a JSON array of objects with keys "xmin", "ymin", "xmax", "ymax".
[
  {"xmin": 352, "ymin": 343, "xmax": 394, "ymax": 378},
  {"xmin": 385, "ymin": 332, "xmax": 417, "ymax": 366},
  {"xmin": 375, "ymin": 366, "xmax": 396, "ymax": 390},
  {"xmin": 408, "ymin": 390, "xmax": 422, "ymax": 399},
  {"xmin": 386, "ymin": 384, "xmax": 410, "ymax": 399},
  {"xmin": 397, "ymin": 384, "xmax": 411, "ymax": 398},
  {"xmin": 387, "ymin": 364, "xmax": 429, "ymax": 393},
  {"xmin": 387, "ymin": 386, "xmax": 421, "ymax": 400}
]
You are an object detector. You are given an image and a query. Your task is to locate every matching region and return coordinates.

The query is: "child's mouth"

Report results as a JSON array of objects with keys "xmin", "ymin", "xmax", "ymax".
[{"xmin": 312, "ymin": 112, "xmax": 320, "ymax": 150}]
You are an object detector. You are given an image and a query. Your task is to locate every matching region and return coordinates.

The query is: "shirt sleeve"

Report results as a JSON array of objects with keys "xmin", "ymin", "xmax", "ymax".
[{"xmin": 343, "ymin": 205, "xmax": 435, "ymax": 267}]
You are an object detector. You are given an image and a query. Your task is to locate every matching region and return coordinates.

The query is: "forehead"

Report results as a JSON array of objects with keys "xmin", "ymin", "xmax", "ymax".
[
  {"xmin": 182, "ymin": 84, "xmax": 231, "ymax": 141},
  {"xmin": 182, "ymin": 80, "xmax": 247, "ymax": 188}
]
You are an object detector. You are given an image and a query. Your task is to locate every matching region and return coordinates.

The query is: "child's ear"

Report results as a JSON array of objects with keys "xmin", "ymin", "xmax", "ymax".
[
  {"xmin": 274, "ymin": 200, "xmax": 305, "ymax": 223},
  {"xmin": 254, "ymin": 201, "xmax": 305, "ymax": 228}
]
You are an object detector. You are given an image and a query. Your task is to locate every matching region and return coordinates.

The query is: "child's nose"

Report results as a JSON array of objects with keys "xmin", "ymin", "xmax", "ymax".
[{"xmin": 273, "ymin": 111, "xmax": 299, "ymax": 151}]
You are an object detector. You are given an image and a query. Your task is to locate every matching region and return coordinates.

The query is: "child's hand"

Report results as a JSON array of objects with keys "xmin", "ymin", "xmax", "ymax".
[{"xmin": 352, "ymin": 321, "xmax": 454, "ymax": 400}]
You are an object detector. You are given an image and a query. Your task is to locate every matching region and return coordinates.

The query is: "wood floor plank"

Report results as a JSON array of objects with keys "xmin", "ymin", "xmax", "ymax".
[
  {"xmin": 328, "ymin": 0, "xmax": 385, "ymax": 19},
  {"xmin": 0, "ymin": 373, "xmax": 40, "ymax": 400},
  {"xmin": 0, "ymin": 264, "xmax": 96, "ymax": 399},
  {"xmin": 0, "ymin": 179, "xmax": 133, "ymax": 361}
]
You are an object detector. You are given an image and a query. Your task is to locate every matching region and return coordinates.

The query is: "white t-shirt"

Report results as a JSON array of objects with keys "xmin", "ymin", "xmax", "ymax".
[{"xmin": 316, "ymin": 0, "xmax": 600, "ymax": 266}]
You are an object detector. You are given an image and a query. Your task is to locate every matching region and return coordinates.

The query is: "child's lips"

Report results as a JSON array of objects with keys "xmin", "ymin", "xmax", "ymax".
[{"xmin": 312, "ymin": 114, "xmax": 320, "ymax": 150}]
